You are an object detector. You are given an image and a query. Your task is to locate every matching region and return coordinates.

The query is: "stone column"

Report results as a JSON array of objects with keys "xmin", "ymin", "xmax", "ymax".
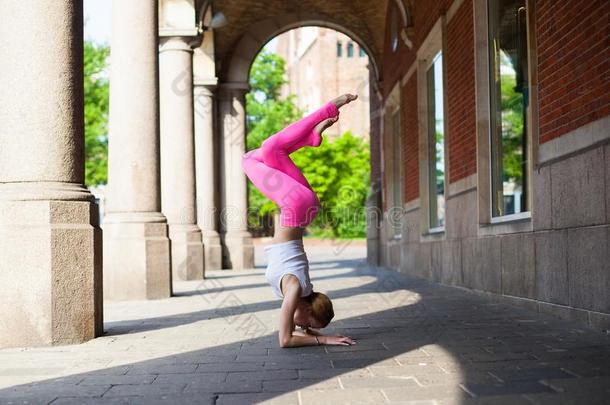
[
  {"xmin": 0, "ymin": 0, "xmax": 102, "ymax": 347},
  {"xmin": 194, "ymin": 81, "xmax": 223, "ymax": 271},
  {"xmin": 218, "ymin": 83, "xmax": 254, "ymax": 270},
  {"xmin": 159, "ymin": 37, "xmax": 205, "ymax": 280},
  {"xmin": 103, "ymin": 0, "xmax": 172, "ymax": 300}
]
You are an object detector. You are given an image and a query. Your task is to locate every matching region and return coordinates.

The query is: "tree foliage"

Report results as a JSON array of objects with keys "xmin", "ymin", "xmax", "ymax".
[{"xmin": 84, "ymin": 40, "xmax": 110, "ymax": 186}]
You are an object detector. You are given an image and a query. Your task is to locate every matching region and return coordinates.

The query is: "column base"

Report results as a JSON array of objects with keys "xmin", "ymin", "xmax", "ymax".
[
  {"xmin": 169, "ymin": 224, "xmax": 204, "ymax": 281},
  {"xmin": 202, "ymin": 230, "xmax": 222, "ymax": 271},
  {"xmin": 222, "ymin": 231, "xmax": 254, "ymax": 270},
  {"xmin": 103, "ymin": 213, "xmax": 172, "ymax": 301},
  {"xmin": 0, "ymin": 200, "xmax": 102, "ymax": 348}
]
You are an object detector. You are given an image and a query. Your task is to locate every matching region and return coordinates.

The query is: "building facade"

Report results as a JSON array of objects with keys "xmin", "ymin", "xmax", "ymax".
[
  {"xmin": 373, "ymin": 0, "xmax": 610, "ymax": 330},
  {"xmin": 274, "ymin": 27, "xmax": 371, "ymax": 140},
  {"xmin": 0, "ymin": 0, "xmax": 608, "ymax": 348}
]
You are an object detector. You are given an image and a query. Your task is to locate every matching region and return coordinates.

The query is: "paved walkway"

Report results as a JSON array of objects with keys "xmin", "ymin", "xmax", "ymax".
[{"xmin": 1, "ymin": 240, "xmax": 609, "ymax": 404}]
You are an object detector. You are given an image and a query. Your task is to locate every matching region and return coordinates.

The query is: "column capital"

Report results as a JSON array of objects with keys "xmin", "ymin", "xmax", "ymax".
[
  {"xmin": 218, "ymin": 82, "xmax": 250, "ymax": 101},
  {"xmin": 193, "ymin": 76, "xmax": 218, "ymax": 93},
  {"xmin": 159, "ymin": 36, "xmax": 196, "ymax": 54}
]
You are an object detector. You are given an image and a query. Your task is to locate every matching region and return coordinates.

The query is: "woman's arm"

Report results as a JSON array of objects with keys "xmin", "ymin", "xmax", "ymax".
[
  {"xmin": 278, "ymin": 280, "xmax": 320, "ymax": 348},
  {"xmin": 278, "ymin": 281, "xmax": 356, "ymax": 347}
]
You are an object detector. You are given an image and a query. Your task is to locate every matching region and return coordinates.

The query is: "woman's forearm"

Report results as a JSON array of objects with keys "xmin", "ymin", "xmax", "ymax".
[{"xmin": 280, "ymin": 332, "xmax": 321, "ymax": 348}]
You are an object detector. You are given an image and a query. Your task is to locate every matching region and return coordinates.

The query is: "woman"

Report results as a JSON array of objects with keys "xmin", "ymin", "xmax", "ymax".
[{"xmin": 241, "ymin": 93, "xmax": 358, "ymax": 348}]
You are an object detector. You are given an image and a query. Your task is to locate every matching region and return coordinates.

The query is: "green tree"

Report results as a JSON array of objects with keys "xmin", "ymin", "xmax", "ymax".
[
  {"xmin": 245, "ymin": 51, "xmax": 302, "ymax": 233},
  {"xmin": 292, "ymin": 132, "xmax": 370, "ymax": 238},
  {"xmin": 84, "ymin": 40, "xmax": 110, "ymax": 186},
  {"xmin": 246, "ymin": 50, "xmax": 370, "ymax": 238}
]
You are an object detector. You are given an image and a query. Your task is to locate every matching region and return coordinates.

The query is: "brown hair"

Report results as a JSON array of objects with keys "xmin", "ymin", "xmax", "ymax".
[{"xmin": 305, "ymin": 292, "xmax": 334, "ymax": 327}]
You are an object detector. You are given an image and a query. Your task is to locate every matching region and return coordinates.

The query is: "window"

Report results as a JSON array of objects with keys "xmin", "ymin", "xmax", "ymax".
[
  {"xmin": 347, "ymin": 42, "xmax": 354, "ymax": 58},
  {"xmin": 488, "ymin": 0, "xmax": 529, "ymax": 217},
  {"xmin": 359, "ymin": 46, "xmax": 366, "ymax": 57},
  {"xmin": 427, "ymin": 52, "xmax": 445, "ymax": 230},
  {"xmin": 337, "ymin": 41, "xmax": 342, "ymax": 57},
  {"xmin": 391, "ymin": 109, "xmax": 403, "ymax": 236},
  {"xmin": 390, "ymin": 6, "xmax": 399, "ymax": 52}
]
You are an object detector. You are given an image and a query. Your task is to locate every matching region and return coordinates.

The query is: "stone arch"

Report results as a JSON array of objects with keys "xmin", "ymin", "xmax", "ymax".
[{"xmin": 219, "ymin": 13, "xmax": 382, "ymax": 85}]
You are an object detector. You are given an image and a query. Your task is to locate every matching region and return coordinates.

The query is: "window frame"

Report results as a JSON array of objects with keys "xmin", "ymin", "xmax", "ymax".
[
  {"xmin": 383, "ymin": 82, "xmax": 403, "ymax": 240},
  {"xmin": 417, "ymin": 16, "xmax": 448, "ymax": 240},
  {"xmin": 473, "ymin": 0, "xmax": 538, "ymax": 236},
  {"xmin": 347, "ymin": 41, "xmax": 354, "ymax": 58}
]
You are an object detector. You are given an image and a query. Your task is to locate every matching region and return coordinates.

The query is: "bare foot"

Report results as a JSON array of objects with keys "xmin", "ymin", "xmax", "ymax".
[
  {"xmin": 331, "ymin": 93, "xmax": 358, "ymax": 109},
  {"xmin": 313, "ymin": 116, "xmax": 338, "ymax": 137}
]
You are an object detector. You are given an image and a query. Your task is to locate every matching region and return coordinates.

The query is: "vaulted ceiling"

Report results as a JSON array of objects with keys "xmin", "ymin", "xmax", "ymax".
[{"xmin": 200, "ymin": 0, "xmax": 390, "ymax": 81}]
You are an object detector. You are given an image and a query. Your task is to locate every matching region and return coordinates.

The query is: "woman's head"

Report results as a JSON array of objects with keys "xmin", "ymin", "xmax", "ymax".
[{"xmin": 294, "ymin": 292, "xmax": 334, "ymax": 329}]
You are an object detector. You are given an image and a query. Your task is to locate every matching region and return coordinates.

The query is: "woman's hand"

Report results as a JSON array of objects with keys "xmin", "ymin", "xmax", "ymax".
[{"xmin": 319, "ymin": 335, "xmax": 357, "ymax": 346}]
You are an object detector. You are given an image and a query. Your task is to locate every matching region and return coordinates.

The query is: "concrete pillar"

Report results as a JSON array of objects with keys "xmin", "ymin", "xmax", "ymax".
[
  {"xmin": 218, "ymin": 83, "xmax": 254, "ymax": 270},
  {"xmin": 159, "ymin": 36, "xmax": 204, "ymax": 280},
  {"xmin": 194, "ymin": 82, "xmax": 223, "ymax": 271},
  {"xmin": 103, "ymin": 0, "xmax": 172, "ymax": 300},
  {"xmin": 0, "ymin": 0, "xmax": 102, "ymax": 347}
]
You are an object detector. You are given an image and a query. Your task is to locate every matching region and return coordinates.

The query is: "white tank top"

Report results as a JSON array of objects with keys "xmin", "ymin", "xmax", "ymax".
[{"xmin": 264, "ymin": 239, "xmax": 313, "ymax": 299}]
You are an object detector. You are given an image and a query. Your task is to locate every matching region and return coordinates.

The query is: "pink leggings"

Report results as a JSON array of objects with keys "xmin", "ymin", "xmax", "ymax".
[{"xmin": 241, "ymin": 101, "xmax": 339, "ymax": 227}]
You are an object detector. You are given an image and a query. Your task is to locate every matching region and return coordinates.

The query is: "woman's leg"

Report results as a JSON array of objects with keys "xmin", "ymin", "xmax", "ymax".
[
  {"xmin": 242, "ymin": 149, "xmax": 320, "ymax": 227},
  {"xmin": 261, "ymin": 102, "xmax": 338, "ymax": 185}
]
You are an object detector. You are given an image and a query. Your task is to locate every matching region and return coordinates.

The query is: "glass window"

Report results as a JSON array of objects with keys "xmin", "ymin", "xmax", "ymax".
[
  {"xmin": 427, "ymin": 52, "xmax": 445, "ymax": 229},
  {"xmin": 359, "ymin": 46, "xmax": 366, "ymax": 57},
  {"xmin": 392, "ymin": 109, "xmax": 402, "ymax": 236},
  {"xmin": 337, "ymin": 41, "xmax": 342, "ymax": 57},
  {"xmin": 347, "ymin": 42, "xmax": 354, "ymax": 58},
  {"xmin": 488, "ymin": 0, "xmax": 529, "ymax": 217}
]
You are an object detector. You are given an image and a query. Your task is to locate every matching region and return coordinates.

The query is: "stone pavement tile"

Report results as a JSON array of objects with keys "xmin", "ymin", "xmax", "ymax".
[
  {"xmin": 262, "ymin": 377, "xmax": 340, "ymax": 392},
  {"xmin": 225, "ymin": 369, "xmax": 297, "ymax": 382},
  {"xmin": 383, "ymin": 385, "xmax": 471, "ymax": 401},
  {"xmin": 126, "ymin": 364, "xmax": 198, "ymax": 375},
  {"xmin": 489, "ymin": 367, "xmax": 575, "ymax": 383},
  {"xmin": 456, "ymin": 394, "xmax": 535, "ymax": 405},
  {"xmin": 461, "ymin": 381, "xmax": 555, "ymax": 397},
  {"xmin": 264, "ymin": 359, "xmax": 333, "ymax": 370},
  {"xmin": 153, "ymin": 372, "xmax": 227, "ymax": 385},
  {"xmin": 78, "ymin": 375, "xmax": 156, "ymax": 386},
  {"xmin": 299, "ymin": 367, "xmax": 372, "ymax": 379},
  {"xmin": 458, "ymin": 352, "xmax": 538, "ymax": 363},
  {"xmin": 524, "ymin": 391, "xmax": 610, "ymax": 405},
  {"xmin": 300, "ymin": 387, "xmax": 387, "ymax": 404},
  {"xmin": 103, "ymin": 383, "xmax": 185, "ymax": 397},
  {"xmin": 368, "ymin": 364, "xmax": 447, "ymax": 377},
  {"xmin": 217, "ymin": 392, "xmax": 298, "ymax": 405},
  {"xmin": 296, "ymin": 378, "xmax": 341, "ymax": 390},
  {"xmin": 0, "ymin": 383, "xmax": 110, "ymax": 399},
  {"xmin": 325, "ymin": 349, "xmax": 395, "ymax": 361},
  {"xmin": 557, "ymin": 360, "xmax": 610, "ymax": 377},
  {"xmin": 413, "ymin": 371, "xmax": 498, "ymax": 386},
  {"xmin": 331, "ymin": 357, "xmax": 398, "ymax": 369},
  {"xmin": 184, "ymin": 380, "xmax": 263, "ymax": 394},
  {"xmin": 339, "ymin": 375, "xmax": 419, "ymax": 389},
  {"xmin": 195, "ymin": 362, "xmax": 264, "ymax": 373},
  {"xmin": 176, "ymin": 354, "xmax": 239, "ymax": 364},
  {"xmin": 80, "ymin": 366, "xmax": 131, "ymax": 376},
  {"xmin": 48, "ymin": 397, "xmax": 133, "ymax": 404},
  {"xmin": 0, "ymin": 367, "xmax": 67, "ymax": 377},
  {"xmin": 539, "ymin": 376, "xmax": 610, "ymax": 394}
]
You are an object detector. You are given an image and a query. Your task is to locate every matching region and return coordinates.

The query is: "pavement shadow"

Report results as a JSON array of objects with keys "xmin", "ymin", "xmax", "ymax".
[{"xmin": 1, "ymin": 259, "xmax": 605, "ymax": 403}]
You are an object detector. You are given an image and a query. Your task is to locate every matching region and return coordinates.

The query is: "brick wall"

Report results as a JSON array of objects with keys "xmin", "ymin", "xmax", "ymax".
[
  {"xmin": 445, "ymin": 0, "xmax": 477, "ymax": 183},
  {"xmin": 402, "ymin": 74, "xmax": 419, "ymax": 202},
  {"xmin": 537, "ymin": 0, "xmax": 610, "ymax": 143}
]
